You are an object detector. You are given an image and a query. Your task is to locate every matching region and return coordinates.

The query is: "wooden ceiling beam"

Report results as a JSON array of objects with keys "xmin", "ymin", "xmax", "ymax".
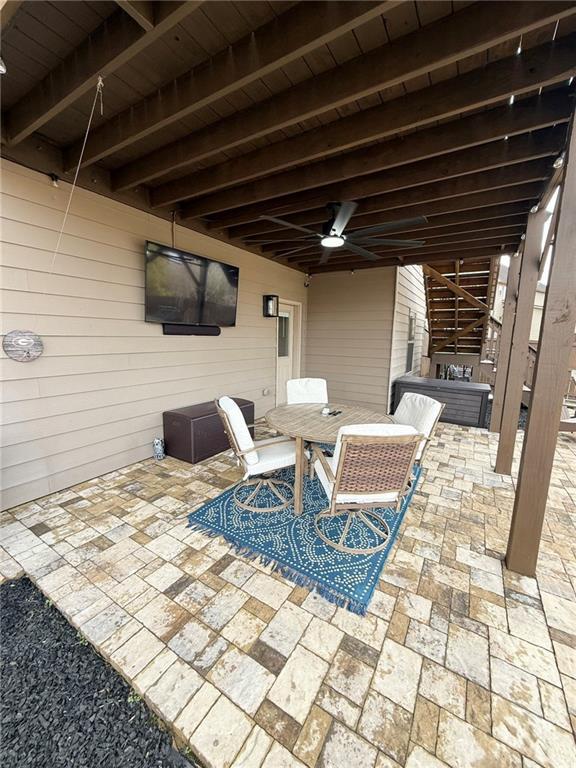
[
  {"xmin": 203, "ymin": 92, "xmax": 571, "ymax": 229},
  {"xmin": 228, "ymin": 176, "xmax": 543, "ymax": 242},
  {"xmin": 0, "ymin": 1, "xmax": 22, "ymax": 33},
  {"xmin": 173, "ymin": 37, "xmax": 576, "ymax": 214},
  {"xmin": 253, "ymin": 214, "xmax": 529, "ymax": 250},
  {"xmin": 115, "ymin": 1, "xmax": 155, "ymax": 31},
  {"xmin": 289, "ymin": 235, "xmax": 522, "ymax": 265},
  {"xmin": 302, "ymin": 249, "xmax": 508, "ymax": 274},
  {"xmin": 111, "ymin": 0, "xmax": 576, "ymax": 191},
  {"xmin": 64, "ymin": 1, "xmax": 397, "ymax": 170},
  {"xmin": 4, "ymin": 2, "xmax": 200, "ymax": 146},
  {"xmin": 176, "ymin": 124, "xmax": 563, "ymax": 221},
  {"xmin": 238, "ymin": 130, "xmax": 560, "ymax": 236}
]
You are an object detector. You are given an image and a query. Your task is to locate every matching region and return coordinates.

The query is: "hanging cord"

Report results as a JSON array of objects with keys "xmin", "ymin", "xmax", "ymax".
[
  {"xmin": 48, "ymin": 76, "xmax": 104, "ymax": 273},
  {"xmin": 171, "ymin": 210, "xmax": 177, "ymax": 248}
]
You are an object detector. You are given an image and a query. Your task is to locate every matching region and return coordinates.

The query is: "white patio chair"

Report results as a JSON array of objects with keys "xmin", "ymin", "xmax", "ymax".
[
  {"xmin": 286, "ymin": 377, "xmax": 328, "ymax": 405},
  {"xmin": 311, "ymin": 423, "xmax": 421, "ymax": 554},
  {"xmin": 216, "ymin": 396, "xmax": 297, "ymax": 512},
  {"xmin": 390, "ymin": 392, "xmax": 444, "ymax": 464}
]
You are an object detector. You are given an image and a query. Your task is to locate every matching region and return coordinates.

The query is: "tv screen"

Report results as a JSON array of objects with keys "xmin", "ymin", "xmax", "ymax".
[{"xmin": 145, "ymin": 242, "xmax": 239, "ymax": 327}]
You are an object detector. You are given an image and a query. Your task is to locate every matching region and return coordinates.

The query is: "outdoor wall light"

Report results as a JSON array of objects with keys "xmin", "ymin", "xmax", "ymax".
[{"xmin": 263, "ymin": 294, "xmax": 279, "ymax": 318}]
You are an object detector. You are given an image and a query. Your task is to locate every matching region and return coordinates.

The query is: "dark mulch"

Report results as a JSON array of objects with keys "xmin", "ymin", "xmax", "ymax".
[
  {"xmin": 484, "ymin": 400, "xmax": 528, "ymax": 430},
  {"xmin": 0, "ymin": 578, "xmax": 197, "ymax": 768}
]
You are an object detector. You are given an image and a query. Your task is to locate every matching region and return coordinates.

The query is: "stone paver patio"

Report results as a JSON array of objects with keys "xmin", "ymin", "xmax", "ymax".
[{"xmin": 1, "ymin": 423, "xmax": 575, "ymax": 768}]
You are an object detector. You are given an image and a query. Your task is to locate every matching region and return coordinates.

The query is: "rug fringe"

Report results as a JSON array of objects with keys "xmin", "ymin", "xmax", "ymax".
[
  {"xmin": 187, "ymin": 463, "xmax": 422, "ymax": 617},
  {"xmin": 186, "ymin": 517, "xmax": 369, "ymax": 614}
]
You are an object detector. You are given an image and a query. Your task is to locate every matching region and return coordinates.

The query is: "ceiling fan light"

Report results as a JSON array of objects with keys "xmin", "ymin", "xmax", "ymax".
[{"xmin": 320, "ymin": 235, "xmax": 345, "ymax": 248}]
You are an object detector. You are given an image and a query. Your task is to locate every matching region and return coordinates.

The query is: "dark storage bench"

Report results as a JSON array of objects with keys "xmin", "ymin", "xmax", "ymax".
[
  {"xmin": 163, "ymin": 398, "xmax": 254, "ymax": 464},
  {"xmin": 393, "ymin": 376, "xmax": 490, "ymax": 428}
]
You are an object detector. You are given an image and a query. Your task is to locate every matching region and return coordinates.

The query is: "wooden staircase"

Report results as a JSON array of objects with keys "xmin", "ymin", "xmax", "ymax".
[{"xmin": 423, "ymin": 257, "xmax": 498, "ymax": 357}]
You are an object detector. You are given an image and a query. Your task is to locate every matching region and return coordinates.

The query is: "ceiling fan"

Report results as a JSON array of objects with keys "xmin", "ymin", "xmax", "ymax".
[{"xmin": 260, "ymin": 202, "xmax": 428, "ymax": 264}]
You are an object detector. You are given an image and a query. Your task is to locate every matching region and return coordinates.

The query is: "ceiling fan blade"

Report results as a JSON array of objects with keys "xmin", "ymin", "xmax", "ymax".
[
  {"xmin": 352, "ymin": 216, "xmax": 428, "ymax": 238},
  {"xmin": 260, "ymin": 215, "xmax": 320, "ymax": 237},
  {"xmin": 330, "ymin": 201, "xmax": 358, "ymax": 236},
  {"xmin": 351, "ymin": 237, "xmax": 426, "ymax": 248},
  {"xmin": 274, "ymin": 244, "xmax": 316, "ymax": 258},
  {"xmin": 344, "ymin": 241, "xmax": 380, "ymax": 262},
  {"xmin": 319, "ymin": 247, "xmax": 332, "ymax": 265},
  {"xmin": 249, "ymin": 234, "xmax": 317, "ymax": 243}
]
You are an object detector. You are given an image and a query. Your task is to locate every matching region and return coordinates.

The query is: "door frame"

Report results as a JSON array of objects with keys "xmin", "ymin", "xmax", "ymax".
[{"xmin": 275, "ymin": 299, "xmax": 303, "ymax": 405}]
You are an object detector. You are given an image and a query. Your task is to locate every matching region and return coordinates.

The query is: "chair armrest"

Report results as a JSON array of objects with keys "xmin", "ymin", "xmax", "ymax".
[
  {"xmin": 311, "ymin": 444, "xmax": 335, "ymax": 482},
  {"xmin": 235, "ymin": 437, "xmax": 293, "ymax": 456}
]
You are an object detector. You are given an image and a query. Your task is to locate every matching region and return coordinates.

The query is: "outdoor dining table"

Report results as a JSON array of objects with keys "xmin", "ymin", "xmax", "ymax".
[{"xmin": 265, "ymin": 402, "xmax": 393, "ymax": 515}]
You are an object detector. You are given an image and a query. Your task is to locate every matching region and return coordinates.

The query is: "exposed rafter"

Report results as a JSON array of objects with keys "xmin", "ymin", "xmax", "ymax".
[
  {"xmin": 4, "ymin": 2, "xmax": 201, "ymax": 145},
  {"xmin": 230, "ymin": 177, "xmax": 545, "ymax": 242},
  {"xmin": 170, "ymin": 37, "xmax": 576, "ymax": 215},
  {"xmin": 115, "ymin": 1, "xmax": 155, "ymax": 31},
  {"xmin": 64, "ymin": 1, "xmax": 398, "ymax": 170},
  {"xmin": 183, "ymin": 91, "xmax": 571, "ymax": 224},
  {"xmin": 112, "ymin": 0, "xmax": 576, "ymax": 191}
]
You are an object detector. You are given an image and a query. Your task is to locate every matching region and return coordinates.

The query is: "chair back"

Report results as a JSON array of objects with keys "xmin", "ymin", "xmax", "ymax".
[
  {"xmin": 286, "ymin": 377, "xmax": 328, "ymax": 405},
  {"xmin": 333, "ymin": 424, "xmax": 420, "ymax": 498},
  {"xmin": 215, "ymin": 397, "xmax": 259, "ymax": 467},
  {"xmin": 393, "ymin": 392, "xmax": 444, "ymax": 461}
]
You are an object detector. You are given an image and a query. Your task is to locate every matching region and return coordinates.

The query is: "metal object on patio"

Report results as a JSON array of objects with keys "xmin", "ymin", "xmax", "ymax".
[
  {"xmin": 311, "ymin": 424, "xmax": 421, "ymax": 554},
  {"xmin": 216, "ymin": 396, "xmax": 297, "ymax": 513}
]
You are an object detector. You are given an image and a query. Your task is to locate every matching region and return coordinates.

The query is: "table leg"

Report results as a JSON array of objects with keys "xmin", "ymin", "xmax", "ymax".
[{"xmin": 294, "ymin": 436, "xmax": 305, "ymax": 516}]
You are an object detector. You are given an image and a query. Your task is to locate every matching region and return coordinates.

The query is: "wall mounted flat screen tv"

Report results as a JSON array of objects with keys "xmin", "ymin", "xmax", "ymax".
[{"xmin": 145, "ymin": 241, "xmax": 239, "ymax": 327}]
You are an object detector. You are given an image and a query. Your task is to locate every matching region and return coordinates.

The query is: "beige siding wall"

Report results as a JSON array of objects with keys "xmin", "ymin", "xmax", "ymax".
[
  {"xmin": 305, "ymin": 268, "xmax": 396, "ymax": 409},
  {"xmin": 0, "ymin": 161, "xmax": 307, "ymax": 510},
  {"xmin": 389, "ymin": 265, "xmax": 428, "ymax": 408}
]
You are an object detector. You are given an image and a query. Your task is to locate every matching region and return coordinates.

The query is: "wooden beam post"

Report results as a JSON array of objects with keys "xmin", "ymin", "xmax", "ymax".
[
  {"xmin": 489, "ymin": 251, "xmax": 522, "ymax": 431},
  {"xmin": 494, "ymin": 207, "xmax": 548, "ymax": 474},
  {"xmin": 115, "ymin": 1, "xmax": 155, "ymax": 31},
  {"xmin": 506, "ymin": 118, "xmax": 576, "ymax": 576}
]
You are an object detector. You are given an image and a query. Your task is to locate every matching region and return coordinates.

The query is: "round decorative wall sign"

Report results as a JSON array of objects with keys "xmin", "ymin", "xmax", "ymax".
[{"xmin": 3, "ymin": 330, "xmax": 44, "ymax": 362}]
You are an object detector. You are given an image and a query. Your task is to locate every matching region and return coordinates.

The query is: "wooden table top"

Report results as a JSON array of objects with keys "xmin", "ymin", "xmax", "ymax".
[{"xmin": 265, "ymin": 402, "xmax": 393, "ymax": 443}]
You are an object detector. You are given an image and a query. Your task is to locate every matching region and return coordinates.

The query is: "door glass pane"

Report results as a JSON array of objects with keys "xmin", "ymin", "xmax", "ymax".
[{"xmin": 278, "ymin": 315, "xmax": 289, "ymax": 357}]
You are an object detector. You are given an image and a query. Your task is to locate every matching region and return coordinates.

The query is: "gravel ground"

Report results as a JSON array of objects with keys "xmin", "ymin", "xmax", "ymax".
[{"xmin": 0, "ymin": 578, "xmax": 197, "ymax": 768}]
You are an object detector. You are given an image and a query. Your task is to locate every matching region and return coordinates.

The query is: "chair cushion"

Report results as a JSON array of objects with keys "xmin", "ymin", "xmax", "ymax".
[
  {"xmin": 248, "ymin": 436, "xmax": 297, "ymax": 476},
  {"xmin": 392, "ymin": 393, "xmax": 443, "ymax": 460},
  {"xmin": 218, "ymin": 396, "xmax": 258, "ymax": 465},
  {"xmin": 286, "ymin": 378, "xmax": 328, "ymax": 405}
]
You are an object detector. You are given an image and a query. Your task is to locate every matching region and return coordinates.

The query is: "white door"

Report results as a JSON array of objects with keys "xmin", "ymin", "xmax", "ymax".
[{"xmin": 276, "ymin": 302, "xmax": 300, "ymax": 405}]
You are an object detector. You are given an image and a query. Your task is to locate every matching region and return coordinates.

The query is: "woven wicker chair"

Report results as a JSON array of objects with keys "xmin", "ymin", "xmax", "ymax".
[
  {"xmin": 312, "ymin": 424, "xmax": 421, "ymax": 554},
  {"xmin": 215, "ymin": 396, "xmax": 296, "ymax": 513},
  {"xmin": 391, "ymin": 393, "xmax": 445, "ymax": 465}
]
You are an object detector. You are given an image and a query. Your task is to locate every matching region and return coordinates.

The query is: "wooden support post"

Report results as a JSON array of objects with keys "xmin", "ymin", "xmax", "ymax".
[
  {"xmin": 494, "ymin": 207, "xmax": 547, "ymax": 474},
  {"xmin": 489, "ymin": 251, "xmax": 522, "ymax": 432},
  {"xmin": 506, "ymin": 119, "xmax": 576, "ymax": 576}
]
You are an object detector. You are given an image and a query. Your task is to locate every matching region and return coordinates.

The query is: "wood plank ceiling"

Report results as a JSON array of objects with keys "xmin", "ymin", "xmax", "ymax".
[{"xmin": 1, "ymin": 0, "xmax": 575, "ymax": 283}]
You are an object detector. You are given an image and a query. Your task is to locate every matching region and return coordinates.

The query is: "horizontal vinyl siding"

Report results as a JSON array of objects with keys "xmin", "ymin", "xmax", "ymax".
[
  {"xmin": 389, "ymin": 265, "xmax": 428, "ymax": 408},
  {"xmin": 305, "ymin": 268, "xmax": 395, "ymax": 409},
  {"xmin": 0, "ymin": 161, "xmax": 307, "ymax": 510}
]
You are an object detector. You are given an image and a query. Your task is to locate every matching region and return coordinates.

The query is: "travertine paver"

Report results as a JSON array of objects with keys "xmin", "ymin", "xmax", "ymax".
[{"xmin": 1, "ymin": 423, "xmax": 576, "ymax": 767}]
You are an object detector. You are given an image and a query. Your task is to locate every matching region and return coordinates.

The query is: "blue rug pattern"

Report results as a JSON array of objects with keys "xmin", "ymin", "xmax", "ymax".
[{"xmin": 187, "ymin": 465, "xmax": 421, "ymax": 614}]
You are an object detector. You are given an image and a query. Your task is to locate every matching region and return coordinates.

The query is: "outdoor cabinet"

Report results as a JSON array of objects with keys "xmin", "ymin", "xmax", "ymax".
[
  {"xmin": 393, "ymin": 376, "xmax": 490, "ymax": 428},
  {"xmin": 163, "ymin": 399, "xmax": 254, "ymax": 464}
]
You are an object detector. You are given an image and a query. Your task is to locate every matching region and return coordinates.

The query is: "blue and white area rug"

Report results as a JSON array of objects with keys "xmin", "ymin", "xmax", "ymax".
[{"xmin": 187, "ymin": 465, "xmax": 421, "ymax": 614}]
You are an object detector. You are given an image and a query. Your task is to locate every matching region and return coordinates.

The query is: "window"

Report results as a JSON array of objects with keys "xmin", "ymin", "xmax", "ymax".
[
  {"xmin": 406, "ymin": 310, "xmax": 416, "ymax": 372},
  {"xmin": 278, "ymin": 315, "xmax": 290, "ymax": 357}
]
